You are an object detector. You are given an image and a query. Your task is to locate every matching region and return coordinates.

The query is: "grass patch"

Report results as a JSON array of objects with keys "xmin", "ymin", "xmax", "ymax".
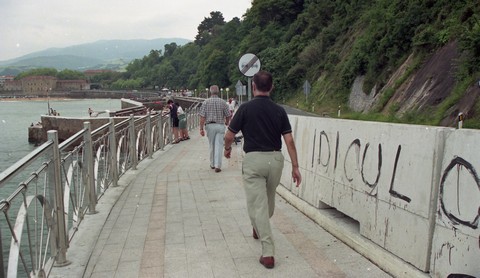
[{"xmin": 433, "ymin": 76, "xmax": 473, "ymax": 124}]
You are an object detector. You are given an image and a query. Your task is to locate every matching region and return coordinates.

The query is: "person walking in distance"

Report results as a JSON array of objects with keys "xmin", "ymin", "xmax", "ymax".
[
  {"xmin": 223, "ymin": 71, "xmax": 301, "ymax": 269},
  {"xmin": 167, "ymin": 99, "xmax": 180, "ymax": 144},
  {"xmin": 199, "ymin": 85, "xmax": 232, "ymax": 172},
  {"xmin": 176, "ymin": 102, "xmax": 190, "ymax": 140}
]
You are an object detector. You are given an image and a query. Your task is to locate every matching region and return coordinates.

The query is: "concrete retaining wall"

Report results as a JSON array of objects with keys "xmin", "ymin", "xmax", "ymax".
[
  {"xmin": 30, "ymin": 116, "xmax": 129, "ymax": 143},
  {"xmin": 280, "ymin": 115, "xmax": 479, "ymax": 277}
]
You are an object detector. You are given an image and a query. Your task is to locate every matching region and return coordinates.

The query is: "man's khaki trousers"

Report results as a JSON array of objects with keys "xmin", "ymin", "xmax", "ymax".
[{"xmin": 242, "ymin": 151, "xmax": 284, "ymax": 257}]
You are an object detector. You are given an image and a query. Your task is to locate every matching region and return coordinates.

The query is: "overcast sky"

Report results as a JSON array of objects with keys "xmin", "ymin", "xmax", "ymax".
[{"xmin": 0, "ymin": 0, "xmax": 252, "ymax": 61}]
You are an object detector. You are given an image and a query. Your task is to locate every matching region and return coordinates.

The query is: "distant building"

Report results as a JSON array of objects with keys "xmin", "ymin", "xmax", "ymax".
[
  {"xmin": 0, "ymin": 75, "xmax": 90, "ymax": 94},
  {"xmin": 84, "ymin": 69, "xmax": 113, "ymax": 77},
  {"xmin": 21, "ymin": 76, "xmax": 57, "ymax": 94},
  {"xmin": 57, "ymin": 79, "xmax": 90, "ymax": 90},
  {"xmin": 3, "ymin": 79, "xmax": 22, "ymax": 91},
  {"xmin": 0, "ymin": 75, "xmax": 15, "ymax": 87}
]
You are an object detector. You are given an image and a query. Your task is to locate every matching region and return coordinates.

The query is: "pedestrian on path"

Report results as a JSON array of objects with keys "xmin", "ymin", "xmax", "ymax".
[
  {"xmin": 223, "ymin": 71, "xmax": 302, "ymax": 269},
  {"xmin": 199, "ymin": 85, "xmax": 232, "ymax": 172},
  {"xmin": 167, "ymin": 99, "xmax": 181, "ymax": 144},
  {"xmin": 176, "ymin": 102, "xmax": 190, "ymax": 140}
]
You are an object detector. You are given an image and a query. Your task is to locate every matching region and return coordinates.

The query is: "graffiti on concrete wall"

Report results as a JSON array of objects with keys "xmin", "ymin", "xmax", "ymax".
[
  {"xmin": 438, "ymin": 156, "xmax": 479, "ymax": 278},
  {"xmin": 439, "ymin": 156, "xmax": 480, "ymax": 230},
  {"xmin": 304, "ymin": 125, "xmax": 480, "ymax": 277},
  {"xmin": 314, "ymin": 130, "xmax": 412, "ymax": 203}
]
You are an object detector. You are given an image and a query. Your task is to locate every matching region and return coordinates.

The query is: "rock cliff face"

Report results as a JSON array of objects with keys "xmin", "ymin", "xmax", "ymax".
[{"xmin": 349, "ymin": 41, "xmax": 480, "ymax": 126}]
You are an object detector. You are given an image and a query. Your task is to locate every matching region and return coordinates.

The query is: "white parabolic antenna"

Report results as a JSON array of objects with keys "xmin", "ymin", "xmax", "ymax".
[{"xmin": 238, "ymin": 53, "xmax": 261, "ymax": 77}]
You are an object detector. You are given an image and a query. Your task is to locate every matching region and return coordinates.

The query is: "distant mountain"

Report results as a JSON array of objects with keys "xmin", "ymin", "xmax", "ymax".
[{"xmin": 0, "ymin": 38, "xmax": 191, "ymax": 72}]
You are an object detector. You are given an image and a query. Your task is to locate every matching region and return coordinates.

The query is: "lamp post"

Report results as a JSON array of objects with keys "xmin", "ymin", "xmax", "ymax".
[
  {"xmin": 221, "ymin": 88, "xmax": 223, "ymax": 100},
  {"xmin": 194, "ymin": 89, "xmax": 197, "ymax": 97},
  {"xmin": 226, "ymin": 88, "xmax": 229, "ymax": 100},
  {"xmin": 205, "ymin": 88, "xmax": 208, "ymax": 98}
]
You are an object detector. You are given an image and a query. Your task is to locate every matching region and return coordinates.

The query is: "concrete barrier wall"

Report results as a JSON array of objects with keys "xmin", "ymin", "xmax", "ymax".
[
  {"xmin": 280, "ymin": 115, "xmax": 479, "ymax": 277},
  {"xmin": 120, "ymin": 98, "xmax": 144, "ymax": 109},
  {"xmin": 431, "ymin": 129, "xmax": 479, "ymax": 277}
]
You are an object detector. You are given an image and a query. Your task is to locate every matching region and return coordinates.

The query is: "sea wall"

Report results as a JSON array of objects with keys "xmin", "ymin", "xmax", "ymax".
[
  {"xmin": 29, "ymin": 116, "xmax": 130, "ymax": 143},
  {"xmin": 27, "ymin": 97, "xmax": 200, "ymax": 144},
  {"xmin": 280, "ymin": 115, "xmax": 479, "ymax": 277}
]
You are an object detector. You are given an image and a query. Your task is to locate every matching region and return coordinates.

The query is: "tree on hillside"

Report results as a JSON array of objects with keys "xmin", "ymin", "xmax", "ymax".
[
  {"xmin": 164, "ymin": 43, "xmax": 178, "ymax": 57},
  {"xmin": 16, "ymin": 68, "xmax": 58, "ymax": 79},
  {"xmin": 195, "ymin": 11, "xmax": 226, "ymax": 46},
  {"xmin": 57, "ymin": 69, "xmax": 86, "ymax": 80},
  {"xmin": 246, "ymin": 0, "xmax": 304, "ymax": 27}
]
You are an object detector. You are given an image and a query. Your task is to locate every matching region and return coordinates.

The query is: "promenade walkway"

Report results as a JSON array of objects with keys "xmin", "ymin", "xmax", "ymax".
[{"xmin": 50, "ymin": 131, "xmax": 391, "ymax": 278}]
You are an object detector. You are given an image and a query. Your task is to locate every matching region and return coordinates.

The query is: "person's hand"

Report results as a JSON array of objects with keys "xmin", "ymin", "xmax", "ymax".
[
  {"xmin": 224, "ymin": 147, "xmax": 232, "ymax": 158},
  {"xmin": 200, "ymin": 129, "xmax": 205, "ymax": 137},
  {"xmin": 292, "ymin": 167, "xmax": 302, "ymax": 187}
]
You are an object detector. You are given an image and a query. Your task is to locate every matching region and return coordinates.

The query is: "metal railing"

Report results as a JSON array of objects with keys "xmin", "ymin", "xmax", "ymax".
[{"xmin": 0, "ymin": 108, "xmax": 199, "ymax": 277}]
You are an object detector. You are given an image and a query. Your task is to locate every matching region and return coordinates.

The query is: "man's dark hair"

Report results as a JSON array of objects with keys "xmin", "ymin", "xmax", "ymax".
[
  {"xmin": 253, "ymin": 71, "xmax": 273, "ymax": 92},
  {"xmin": 167, "ymin": 99, "xmax": 173, "ymax": 104}
]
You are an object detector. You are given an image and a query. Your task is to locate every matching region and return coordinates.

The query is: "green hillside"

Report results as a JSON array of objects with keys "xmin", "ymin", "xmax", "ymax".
[
  {"xmin": 0, "ymin": 38, "xmax": 191, "ymax": 71},
  {"xmin": 113, "ymin": 0, "xmax": 479, "ymax": 128}
]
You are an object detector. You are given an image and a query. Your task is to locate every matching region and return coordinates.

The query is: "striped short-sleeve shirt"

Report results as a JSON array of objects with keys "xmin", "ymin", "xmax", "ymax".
[{"xmin": 199, "ymin": 95, "xmax": 231, "ymax": 123}]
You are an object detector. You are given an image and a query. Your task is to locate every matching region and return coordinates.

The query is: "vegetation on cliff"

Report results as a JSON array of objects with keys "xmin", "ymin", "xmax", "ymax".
[{"xmin": 118, "ymin": 0, "xmax": 480, "ymax": 127}]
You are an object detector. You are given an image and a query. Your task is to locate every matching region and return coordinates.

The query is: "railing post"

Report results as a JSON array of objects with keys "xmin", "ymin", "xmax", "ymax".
[
  {"xmin": 129, "ymin": 115, "xmax": 138, "ymax": 170},
  {"xmin": 83, "ymin": 122, "xmax": 98, "ymax": 215},
  {"xmin": 167, "ymin": 116, "xmax": 172, "ymax": 144},
  {"xmin": 196, "ymin": 107, "xmax": 200, "ymax": 128},
  {"xmin": 189, "ymin": 110, "xmax": 194, "ymax": 130},
  {"xmin": 159, "ymin": 115, "xmax": 165, "ymax": 151},
  {"xmin": 146, "ymin": 112, "xmax": 153, "ymax": 159},
  {"xmin": 109, "ymin": 118, "xmax": 119, "ymax": 187},
  {"xmin": 47, "ymin": 130, "xmax": 70, "ymax": 267},
  {"xmin": 195, "ymin": 107, "xmax": 200, "ymax": 127}
]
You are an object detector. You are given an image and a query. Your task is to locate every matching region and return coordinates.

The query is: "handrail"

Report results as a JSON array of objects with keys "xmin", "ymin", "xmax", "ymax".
[
  {"xmin": 0, "ymin": 140, "xmax": 54, "ymax": 188},
  {"xmin": 0, "ymin": 110, "xmax": 199, "ymax": 277}
]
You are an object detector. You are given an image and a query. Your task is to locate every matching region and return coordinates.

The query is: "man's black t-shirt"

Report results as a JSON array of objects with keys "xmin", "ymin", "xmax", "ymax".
[{"xmin": 228, "ymin": 96, "xmax": 292, "ymax": 153}]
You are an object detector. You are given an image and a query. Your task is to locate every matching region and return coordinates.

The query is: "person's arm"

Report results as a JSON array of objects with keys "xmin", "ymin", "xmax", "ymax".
[
  {"xmin": 225, "ymin": 115, "xmax": 232, "ymax": 126},
  {"xmin": 283, "ymin": 133, "xmax": 302, "ymax": 187},
  {"xmin": 223, "ymin": 130, "xmax": 235, "ymax": 158},
  {"xmin": 199, "ymin": 116, "xmax": 206, "ymax": 136}
]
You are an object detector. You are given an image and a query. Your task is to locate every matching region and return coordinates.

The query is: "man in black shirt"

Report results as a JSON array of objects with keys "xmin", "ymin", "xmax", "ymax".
[{"xmin": 224, "ymin": 71, "xmax": 301, "ymax": 269}]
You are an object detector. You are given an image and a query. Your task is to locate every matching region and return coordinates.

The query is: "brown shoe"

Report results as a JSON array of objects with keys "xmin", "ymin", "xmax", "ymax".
[
  {"xmin": 210, "ymin": 166, "xmax": 215, "ymax": 169},
  {"xmin": 253, "ymin": 228, "xmax": 259, "ymax": 239},
  {"xmin": 215, "ymin": 168, "xmax": 221, "ymax": 173},
  {"xmin": 259, "ymin": 256, "xmax": 274, "ymax": 269}
]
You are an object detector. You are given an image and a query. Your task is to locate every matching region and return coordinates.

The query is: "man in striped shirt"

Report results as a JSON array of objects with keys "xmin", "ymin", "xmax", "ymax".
[{"xmin": 199, "ymin": 85, "xmax": 232, "ymax": 172}]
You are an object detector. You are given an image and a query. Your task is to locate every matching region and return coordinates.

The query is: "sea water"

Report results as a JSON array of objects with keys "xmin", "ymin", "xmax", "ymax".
[
  {"xmin": 0, "ymin": 98, "xmax": 121, "ymax": 276},
  {"xmin": 0, "ymin": 98, "xmax": 120, "ymax": 188}
]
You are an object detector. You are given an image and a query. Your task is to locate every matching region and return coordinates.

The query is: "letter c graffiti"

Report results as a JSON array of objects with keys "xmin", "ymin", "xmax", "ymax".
[{"xmin": 344, "ymin": 139, "xmax": 361, "ymax": 182}]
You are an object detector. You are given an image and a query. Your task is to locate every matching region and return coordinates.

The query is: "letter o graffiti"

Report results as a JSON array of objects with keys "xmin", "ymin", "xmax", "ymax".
[
  {"xmin": 439, "ymin": 157, "xmax": 480, "ymax": 229},
  {"xmin": 318, "ymin": 131, "xmax": 330, "ymax": 167}
]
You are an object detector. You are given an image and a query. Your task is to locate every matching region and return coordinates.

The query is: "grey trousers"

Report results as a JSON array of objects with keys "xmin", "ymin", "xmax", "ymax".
[
  {"xmin": 242, "ymin": 151, "xmax": 284, "ymax": 257},
  {"xmin": 205, "ymin": 123, "xmax": 225, "ymax": 168}
]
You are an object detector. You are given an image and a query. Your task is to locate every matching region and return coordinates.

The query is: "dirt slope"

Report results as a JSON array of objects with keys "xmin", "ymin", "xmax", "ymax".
[{"xmin": 351, "ymin": 40, "xmax": 479, "ymax": 127}]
